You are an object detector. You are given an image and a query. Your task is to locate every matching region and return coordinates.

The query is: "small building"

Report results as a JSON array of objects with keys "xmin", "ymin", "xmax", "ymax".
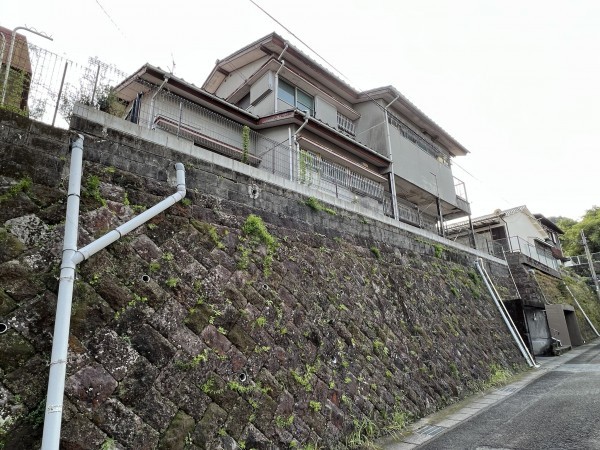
[
  {"xmin": 0, "ymin": 26, "xmax": 32, "ymax": 112},
  {"xmin": 446, "ymin": 205, "xmax": 564, "ymax": 272}
]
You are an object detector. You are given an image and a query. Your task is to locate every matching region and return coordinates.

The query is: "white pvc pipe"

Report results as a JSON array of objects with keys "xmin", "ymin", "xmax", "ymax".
[
  {"xmin": 476, "ymin": 258, "xmax": 538, "ymax": 368},
  {"xmin": 41, "ymin": 135, "xmax": 84, "ymax": 450},
  {"xmin": 41, "ymin": 139, "xmax": 186, "ymax": 449},
  {"xmin": 73, "ymin": 163, "xmax": 186, "ymax": 264}
]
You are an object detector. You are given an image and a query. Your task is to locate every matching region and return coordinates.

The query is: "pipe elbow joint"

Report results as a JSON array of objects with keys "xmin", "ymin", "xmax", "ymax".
[{"xmin": 174, "ymin": 163, "xmax": 186, "ymax": 197}]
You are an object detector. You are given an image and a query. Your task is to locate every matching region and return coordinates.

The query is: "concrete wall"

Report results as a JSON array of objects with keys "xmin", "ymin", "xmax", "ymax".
[{"xmin": 353, "ymin": 101, "xmax": 387, "ymax": 154}]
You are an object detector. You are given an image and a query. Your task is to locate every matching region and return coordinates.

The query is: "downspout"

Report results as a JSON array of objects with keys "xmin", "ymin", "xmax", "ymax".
[
  {"xmin": 273, "ymin": 42, "xmax": 289, "ymax": 113},
  {"xmin": 41, "ymin": 136, "xmax": 186, "ymax": 450},
  {"xmin": 384, "ymin": 95, "xmax": 401, "ymax": 220},
  {"xmin": 274, "ymin": 61, "xmax": 286, "ymax": 113},
  {"xmin": 475, "ymin": 258, "xmax": 538, "ymax": 368},
  {"xmin": 292, "ymin": 112, "xmax": 309, "ymax": 182},
  {"xmin": 147, "ymin": 75, "xmax": 170, "ymax": 129},
  {"xmin": 288, "ymin": 127, "xmax": 293, "ymax": 181}
]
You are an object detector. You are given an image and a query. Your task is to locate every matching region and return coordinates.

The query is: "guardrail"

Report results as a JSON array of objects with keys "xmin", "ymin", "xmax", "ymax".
[
  {"xmin": 569, "ymin": 252, "xmax": 600, "ymax": 266},
  {"xmin": 486, "ymin": 236, "xmax": 559, "ymax": 271}
]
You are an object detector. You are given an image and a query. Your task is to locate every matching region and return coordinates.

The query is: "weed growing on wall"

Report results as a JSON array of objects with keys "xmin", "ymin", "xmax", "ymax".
[
  {"xmin": 0, "ymin": 177, "xmax": 32, "ymax": 203},
  {"xmin": 239, "ymin": 214, "xmax": 279, "ymax": 276}
]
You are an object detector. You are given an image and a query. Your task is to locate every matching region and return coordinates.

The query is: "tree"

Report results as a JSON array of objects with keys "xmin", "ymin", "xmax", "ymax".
[{"xmin": 558, "ymin": 206, "xmax": 600, "ymax": 256}]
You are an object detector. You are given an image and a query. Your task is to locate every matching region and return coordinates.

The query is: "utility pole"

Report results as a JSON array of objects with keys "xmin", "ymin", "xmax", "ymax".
[{"xmin": 581, "ymin": 230, "xmax": 600, "ymax": 301}]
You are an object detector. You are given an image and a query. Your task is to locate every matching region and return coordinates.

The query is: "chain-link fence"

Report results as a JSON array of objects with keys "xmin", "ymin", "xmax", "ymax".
[{"xmin": 0, "ymin": 31, "xmax": 126, "ymax": 128}]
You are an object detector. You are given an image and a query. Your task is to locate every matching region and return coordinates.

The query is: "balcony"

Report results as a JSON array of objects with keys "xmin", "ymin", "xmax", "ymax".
[{"xmin": 454, "ymin": 177, "xmax": 470, "ymax": 213}]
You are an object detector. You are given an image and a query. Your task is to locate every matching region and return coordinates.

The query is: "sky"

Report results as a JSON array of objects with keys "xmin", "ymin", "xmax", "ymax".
[{"xmin": 3, "ymin": 0, "xmax": 599, "ymax": 221}]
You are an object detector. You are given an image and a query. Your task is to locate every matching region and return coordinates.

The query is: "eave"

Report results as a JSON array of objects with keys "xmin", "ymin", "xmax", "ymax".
[{"xmin": 113, "ymin": 64, "xmax": 259, "ymax": 126}]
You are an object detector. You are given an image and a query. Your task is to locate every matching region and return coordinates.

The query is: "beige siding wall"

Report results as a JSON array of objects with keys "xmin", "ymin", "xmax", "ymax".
[{"xmin": 215, "ymin": 56, "xmax": 270, "ymax": 99}]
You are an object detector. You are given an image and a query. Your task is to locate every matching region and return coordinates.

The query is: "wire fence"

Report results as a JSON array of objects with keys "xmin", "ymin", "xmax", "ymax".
[{"xmin": 0, "ymin": 33, "xmax": 127, "ymax": 128}]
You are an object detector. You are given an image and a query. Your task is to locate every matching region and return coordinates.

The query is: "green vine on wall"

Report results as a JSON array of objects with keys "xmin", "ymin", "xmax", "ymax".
[{"xmin": 242, "ymin": 125, "xmax": 250, "ymax": 164}]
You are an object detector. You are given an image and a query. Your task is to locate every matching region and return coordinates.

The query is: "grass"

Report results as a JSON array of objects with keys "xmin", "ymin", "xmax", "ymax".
[
  {"xmin": 0, "ymin": 177, "xmax": 32, "ymax": 203},
  {"xmin": 304, "ymin": 196, "xmax": 337, "ymax": 215}
]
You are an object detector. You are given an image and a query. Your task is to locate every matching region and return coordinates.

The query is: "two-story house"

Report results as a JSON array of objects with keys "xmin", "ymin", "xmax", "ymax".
[
  {"xmin": 113, "ymin": 33, "xmax": 471, "ymax": 231},
  {"xmin": 446, "ymin": 205, "xmax": 564, "ymax": 271}
]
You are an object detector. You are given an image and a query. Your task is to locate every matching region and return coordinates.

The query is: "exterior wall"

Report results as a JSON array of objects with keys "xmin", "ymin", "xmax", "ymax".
[
  {"xmin": 314, "ymin": 96, "xmax": 337, "ymax": 129},
  {"xmin": 249, "ymin": 71, "xmax": 274, "ymax": 106},
  {"xmin": 353, "ymin": 101, "xmax": 387, "ymax": 154},
  {"xmin": 503, "ymin": 213, "xmax": 547, "ymax": 244},
  {"xmin": 215, "ymin": 56, "xmax": 271, "ymax": 99},
  {"xmin": 546, "ymin": 304, "xmax": 573, "ymax": 347},
  {"xmin": 249, "ymin": 91, "xmax": 275, "ymax": 117},
  {"xmin": 390, "ymin": 127, "xmax": 456, "ymax": 204}
]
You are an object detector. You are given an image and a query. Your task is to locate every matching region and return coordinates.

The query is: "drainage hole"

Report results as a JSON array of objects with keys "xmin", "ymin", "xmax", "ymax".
[
  {"xmin": 141, "ymin": 274, "xmax": 150, "ymax": 283},
  {"xmin": 0, "ymin": 323, "xmax": 8, "ymax": 334}
]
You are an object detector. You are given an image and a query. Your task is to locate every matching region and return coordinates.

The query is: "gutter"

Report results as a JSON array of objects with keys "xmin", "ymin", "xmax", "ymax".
[{"xmin": 41, "ymin": 135, "xmax": 186, "ymax": 450}]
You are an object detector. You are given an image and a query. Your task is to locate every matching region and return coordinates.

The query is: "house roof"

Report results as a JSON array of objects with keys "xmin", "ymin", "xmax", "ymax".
[
  {"xmin": 0, "ymin": 26, "xmax": 32, "ymax": 73},
  {"xmin": 446, "ymin": 205, "xmax": 528, "ymax": 232},
  {"xmin": 533, "ymin": 214, "xmax": 564, "ymax": 235},
  {"xmin": 202, "ymin": 32, "xmax": 470, "ymax": 158}
]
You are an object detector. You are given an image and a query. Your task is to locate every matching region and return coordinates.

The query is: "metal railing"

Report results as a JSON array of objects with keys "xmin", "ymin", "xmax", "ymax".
[
  {"xmin": 569, "ymin": 252, "xmax": 600, "ymax": 266},
  {"xmin": 337, "ymin": 111, "xmax": 355, "ymax": 136},
  {"xmin": 486, "ymin": 236, "xmax": 559, "ymax": 271},
  {"xmin": 387, "ymin": 113, "xmax": 450, "ymax": 166}
]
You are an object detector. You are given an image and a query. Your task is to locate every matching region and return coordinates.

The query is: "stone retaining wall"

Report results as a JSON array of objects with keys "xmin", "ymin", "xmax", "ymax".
[{"xmin": 0, "ymin": 110, "xmax": 532, "ymax": 449}]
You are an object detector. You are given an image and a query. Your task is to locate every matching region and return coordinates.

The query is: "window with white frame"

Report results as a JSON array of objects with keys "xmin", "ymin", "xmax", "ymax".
[{"xmin": 278, "ymin": 78, "xmax": 314, "ymax": 116}]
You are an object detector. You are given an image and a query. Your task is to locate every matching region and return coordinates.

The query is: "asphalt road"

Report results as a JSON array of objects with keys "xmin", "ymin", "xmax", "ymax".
[{"xmin": 417, "ymin": 342, "xmax": 600, "ymax": 450}]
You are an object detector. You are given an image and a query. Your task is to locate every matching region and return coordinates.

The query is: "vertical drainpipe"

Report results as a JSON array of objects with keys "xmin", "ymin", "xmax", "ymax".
[
  {"xmin": 288, "ymin": 127, "xmax": 293, "ymax": 180},
  {"xmin": 273, "ymin": 42, "xmax": 288, "ymax": 113},
  {"xmin": 293, "ymin": 111, "xmax": 309, "ymax": 175},
  {"xmin": 384, "ymin": 95, "xmax": 401, "ymax": 221},
  {"xmin": 147, "ymin": 75, "xmax": 170, "ymax": 129},
  {"xmin": 41, "ymin": 135, "xmax": 186, "ymax": 450},
  {"xmin": 41, "ymin": 135, "xmax": 85, "ymax": 450}
]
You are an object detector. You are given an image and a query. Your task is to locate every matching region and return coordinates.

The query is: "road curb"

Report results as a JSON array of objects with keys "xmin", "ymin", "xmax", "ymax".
[{"xmin": 379, "ymin": 340, "xmax": 599, "ymax": 449}]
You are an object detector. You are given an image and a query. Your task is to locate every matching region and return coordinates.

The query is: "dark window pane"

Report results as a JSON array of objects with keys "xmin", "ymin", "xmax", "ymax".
[{"xmin": 278, "ymin": 79, "xmax": 295, "ymax": 106}]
